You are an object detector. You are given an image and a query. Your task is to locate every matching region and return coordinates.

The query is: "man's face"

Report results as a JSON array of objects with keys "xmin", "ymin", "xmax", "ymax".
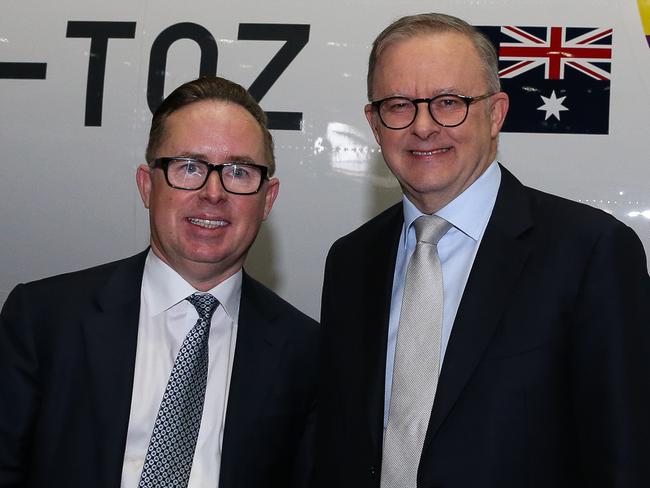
[
  {"xmin": 136, "ymin": 100, "xmax": 279, "ymax": 290},
  {"xmin": 365, "ymin": 32, "xmax": 508, "ymax": 213}
]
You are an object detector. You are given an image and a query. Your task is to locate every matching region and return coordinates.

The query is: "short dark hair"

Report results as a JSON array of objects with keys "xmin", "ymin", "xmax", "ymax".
[
  {"xmin": 146, "ymin": 76, "xmax": 276, "ymax": 175},
  {"xmin": 367, "ymin": 13, "xmax": 501, "ymax": 101}
]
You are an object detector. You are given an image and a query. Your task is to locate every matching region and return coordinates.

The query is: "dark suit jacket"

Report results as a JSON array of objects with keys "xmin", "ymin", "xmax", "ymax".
[
  {"xmin": 315, "ymin": 167, "xmax": 650, "ymax": 488},
  {"xmin": 0, "ymin": 250, "xmax": 319, "ymax": 488}
]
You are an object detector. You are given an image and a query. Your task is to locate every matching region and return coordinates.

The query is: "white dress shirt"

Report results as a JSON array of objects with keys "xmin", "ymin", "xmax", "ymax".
[
  {"xmin": 384, "ymin": 162, "xmax": 501, "ymax": 427},
  {"xmin": 120, "ymin": 250, "xmax": 241, "ymax": 487}
]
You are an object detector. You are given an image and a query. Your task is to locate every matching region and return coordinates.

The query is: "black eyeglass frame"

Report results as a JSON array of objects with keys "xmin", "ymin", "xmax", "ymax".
[
  {"xmin": 370, "ymin": 92, "xmax": 497, "ymax": 130},
  {"xmin": 151, "ymin": 157, "xmax": 269, "ymax": 195}
]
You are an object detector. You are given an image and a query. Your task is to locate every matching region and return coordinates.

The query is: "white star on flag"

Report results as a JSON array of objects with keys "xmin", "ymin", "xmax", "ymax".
[{"xmin": 537, "ymin": 90, "xmax": 569, "ymax": 120}]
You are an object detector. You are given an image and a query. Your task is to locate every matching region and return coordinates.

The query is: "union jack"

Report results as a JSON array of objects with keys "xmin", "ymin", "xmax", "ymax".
[{"xmin": 498, "ymin": 26, "xmax": 612, "ymax": 81}]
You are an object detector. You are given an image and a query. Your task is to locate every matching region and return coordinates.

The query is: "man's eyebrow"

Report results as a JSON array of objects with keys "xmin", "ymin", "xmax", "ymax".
[
  {"xmin": 383, "ymin": 87, "xmax": 460, "ymax": 98},
  {"xmin": 226, "ymin": 155, "xmax": 260, "ymax": 164},
  {"xmin": 168, "ymin": 153, "xmax": 260, "ymax": 164},
  {"xmin": 433, "ymin": 87, "xmax": 459, "ymax": 95},
  {"xmin": 172, "ymin": 152, "xmax": 209, "ymax": 160},
  {"xmin": 421, "ymin": 88, "xmax": 462, "ymax": 97}
]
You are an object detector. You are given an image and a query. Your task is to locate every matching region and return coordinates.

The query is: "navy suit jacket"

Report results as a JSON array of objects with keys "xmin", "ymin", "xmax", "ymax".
[
  {"xmin": 315, "ymin": 167, "xmax": 650, "ymax": 487},
  {"xmin": 0, "ymin": 250, "xmax": 318, "ymax": 488}
]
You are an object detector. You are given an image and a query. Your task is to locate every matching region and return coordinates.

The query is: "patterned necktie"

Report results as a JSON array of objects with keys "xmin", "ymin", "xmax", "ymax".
[
  {"xmin": 381, "ymin": 215, "xmax": 452, "ymax": 488},
  {"xmin": 138, "ymin": 293, "xmax": 219, "ymax": 488}
]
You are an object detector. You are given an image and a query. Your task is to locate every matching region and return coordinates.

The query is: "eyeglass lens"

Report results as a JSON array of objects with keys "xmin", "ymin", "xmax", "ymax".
[
  {"xmin": 379, "ymin": 95, "xmax": 469, "ymax": 129},
  {"xmin": 167, "ymin": 159, "xmax": 263, "ymax": 193}
]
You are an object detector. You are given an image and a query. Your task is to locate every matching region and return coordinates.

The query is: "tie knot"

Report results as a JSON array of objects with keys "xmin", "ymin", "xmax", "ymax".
[
  {"xmin": 413, "ymin": 215, "xmax": 451, "ymax": 245},
  {"xmin": 186, "ymin": 293, "xmax": 219, "ymax": 320}
]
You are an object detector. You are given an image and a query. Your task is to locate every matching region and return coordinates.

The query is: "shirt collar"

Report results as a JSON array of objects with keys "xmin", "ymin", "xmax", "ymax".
[
  {"xmin": 141, "ymin": 249, "xmax": 242, "ymax": 322},
  {"xmin": 402, "ymin": 161, "xmax": 501, "ymax": 245}
]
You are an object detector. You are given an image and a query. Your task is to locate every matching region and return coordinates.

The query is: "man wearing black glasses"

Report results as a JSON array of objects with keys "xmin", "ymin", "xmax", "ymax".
[
  {"xmin": 0, "ymin": 77, "xmax": 318, "ymax": 488},
  {"xmin": 316, "ymin": 13, "xmax": 650, "ymax": 488}
]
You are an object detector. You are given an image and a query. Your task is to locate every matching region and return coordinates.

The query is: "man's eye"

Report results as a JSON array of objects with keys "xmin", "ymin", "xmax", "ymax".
[
  {"xmin": 435, "ymin": 97, "xmax": 462, "ymax": 109},
  {"xmin": 225, "ymin": 165, "xmax": 251, "ymax": 179},
  {"xmin": 385, "ymin": 99, "xmax": 412, "ymax": 112},
  {"xmin": 233, "ymin": 167, "xmax": 249, "ymax": 178},
  {"xmin": 183, "ymin": 162, "xmax": 201, "ymax": 174}
]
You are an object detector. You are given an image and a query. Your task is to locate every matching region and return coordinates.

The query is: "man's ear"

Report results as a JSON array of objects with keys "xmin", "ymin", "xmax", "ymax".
[
  {"xmin": 364, "ymin": 104, "xmax": 383, "ymax": 145},
  {"xmin": 490, "ymin": 92, "xmax": 510, "ymax": 137},
  {"xmin": 136, "ymin": 164, "xmax": 153, "ymax": 209},
  {"xmin": 262, "ymin": 177, "xmax": 280, "ymax": 220}
]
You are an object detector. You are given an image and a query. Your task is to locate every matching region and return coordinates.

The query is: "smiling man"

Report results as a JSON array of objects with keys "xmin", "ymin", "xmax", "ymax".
[
  {"xmin": 315, "ymin": 13, "xmax": 650, "ymax": 488},
  {"xmin": 0, "ymin": 76, "xmax": 318, "ymax": 488}
]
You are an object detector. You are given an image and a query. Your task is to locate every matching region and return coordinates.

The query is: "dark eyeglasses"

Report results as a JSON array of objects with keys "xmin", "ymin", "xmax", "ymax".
[
  {"xmin": 371, "ymin": 92, "xmax": 496, "ymax": 129},
  {"xmin": 151, "ymin": 157, "xmax": 269, "ymax": 195}
]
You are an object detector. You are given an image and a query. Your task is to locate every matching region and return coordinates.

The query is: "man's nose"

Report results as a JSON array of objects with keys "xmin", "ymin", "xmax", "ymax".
[
  {"xmin": 411, "ymin": 102, "xmax": 441, "ymax": 139},
  {"xmin": 199, "ymin": 170, "xmax": 228, "ymax": 201}
]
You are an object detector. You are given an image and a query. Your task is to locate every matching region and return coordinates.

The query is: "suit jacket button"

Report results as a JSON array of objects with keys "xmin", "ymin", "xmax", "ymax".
[{"xmin": 370, "ymin": 466, "xmax": 377, "ymax": 478}]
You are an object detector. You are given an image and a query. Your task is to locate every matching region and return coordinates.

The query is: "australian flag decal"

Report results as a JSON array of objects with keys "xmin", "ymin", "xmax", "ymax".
[{"xmin": 477, "ymin": 26, "xmax": 612, "ymax": 134}]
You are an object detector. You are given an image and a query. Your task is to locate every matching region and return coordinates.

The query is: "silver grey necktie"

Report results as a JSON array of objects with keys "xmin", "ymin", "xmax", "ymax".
[
  {"xmin": 381, "ymin": 215, "xmax": 452, "ymax": 488},
  {"xmin": 138, "ymin": 293, "xmax": 219, "ymax": 488}
]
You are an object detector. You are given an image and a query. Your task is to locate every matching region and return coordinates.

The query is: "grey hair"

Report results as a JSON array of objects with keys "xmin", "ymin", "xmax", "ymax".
[{"xmin": 367, "ymin": 13, "xmax": 501, "ymax": 100}]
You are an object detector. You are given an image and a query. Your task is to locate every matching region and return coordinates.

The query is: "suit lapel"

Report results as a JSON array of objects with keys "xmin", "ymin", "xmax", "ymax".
[
  {"xmin": 81, "ymin": 251, "xmax": 146, "ymax": 487},
  {"xmin": 220, "ymin": 273, "xmax": 288, "ymax": 468},
  {"xmin": 424, "ymin": 168, "xmax": 534, "ymax": 446},
  {"xmin": 359, "ymin": 205, "xmax": 404, "ymax": 451}
]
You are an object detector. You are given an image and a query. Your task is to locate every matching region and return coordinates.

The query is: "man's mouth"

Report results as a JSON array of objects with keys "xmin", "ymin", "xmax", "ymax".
[
  {"xmin": 188, "ymin": 218, "xmax": 228, "ymax": 229},
  {"xmin": 411, "ymin": 148, "xmax": 450, "ymax": 156}
]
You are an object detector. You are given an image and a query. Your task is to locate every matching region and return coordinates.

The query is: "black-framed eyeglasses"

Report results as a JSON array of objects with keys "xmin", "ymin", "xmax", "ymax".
[
  {"xmin": 151, "ymin": 157, "xmax": 269, "ymax": 195},
  {"xmin": 371, "ymin": 92, "xmax": 496, "ymax": 130}
]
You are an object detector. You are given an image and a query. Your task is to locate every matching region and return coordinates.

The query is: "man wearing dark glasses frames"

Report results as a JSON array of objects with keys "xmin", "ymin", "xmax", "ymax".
[
  {"xmin": 0, "ymin": 77, "xmax": 318, "ymax": 488},
  {"xmin": 316, "ymin": 13, "xmax": 650, "ymax": 488}
]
